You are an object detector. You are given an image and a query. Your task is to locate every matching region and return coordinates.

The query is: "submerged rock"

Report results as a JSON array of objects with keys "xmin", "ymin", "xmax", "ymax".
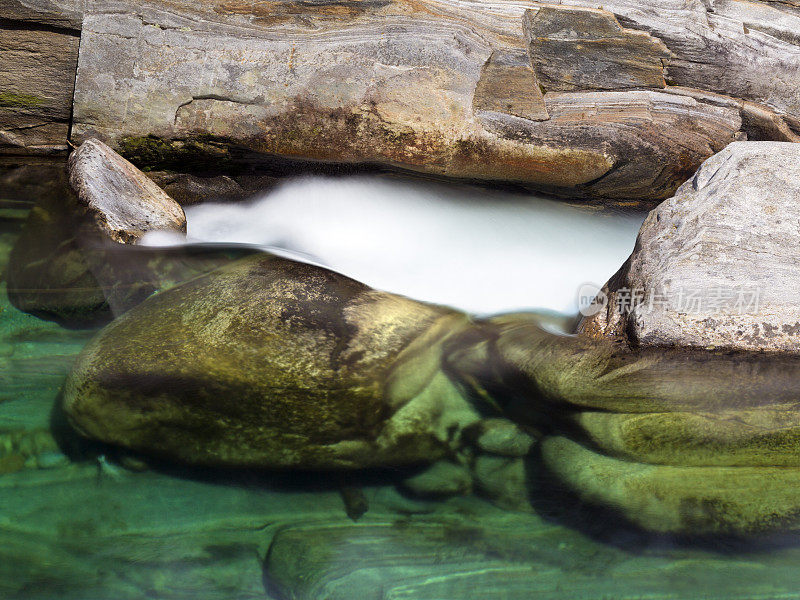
[
  {"xmin": 540, "ymin": 435, "xmax": 800, "ymax": 536},
  {"xmin": 445, "ymin": 315, "xmax": 800, "ymax": 534},
  {"xmin": 64, "ymin": 253, "xmax": 482, "ymax": 469},
  {"xmin": 578, "ymin": 141, "xmax": 800, "ymax": 351},
  {"xmin": 7, "ymin": 140, "xmax": 252, "ymax": 327},
  {"xmin": 402, "ymin": 460, "xmax": 474, "ymax": 498},
  {"xmin": 68, "ymin": 138, "xmax": 186, "ymax": 244}
]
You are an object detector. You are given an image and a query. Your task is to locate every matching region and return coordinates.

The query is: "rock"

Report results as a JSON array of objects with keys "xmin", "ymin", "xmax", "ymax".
[
  {"xmin": 69, "ymin": 4, "xmax": 774, "ymax": 201},
  {"xmin": 472, "ymin": 418, "xmax": 536, "ymax": 457},
  {"xmin": 64, "ymin": 253, "xmax": 483, "ymax": 468},
  {"xmin": 472, "ymin": 455, "xmax": 532, "ymax": 512},
  {"xmin": 401, "ymin": 461, "xmax": 473, "ymax": 498},
  {"xmin": 472, "ymin": 50, "xmax": 549, "ymax": 121},
  {"xmin": 0, "ymin": 21, "xmax": 79, "ymax": 154},
  {"xmin": 578, "ymin": 141, "xmax": 800, "ymax": 351},
  {"xmin": 5, "ymin": 185, "xmax": 255, "ymax": 326},
  {"xmin": 540, "ymin": 435, "xmax": 800, "ymax": 536},
  {"xmin": 6, "ymin": 0, "xmax": 800, "ymax": 201},
  {"xmin": 145, "ymin": 171, "xmax": 278, "ymax": 205},
  {"xmin": 445, "ymin": 314, "xmax": 800, "ymax": 416},
  {"xmin": 68, "ymin": 139, "xmax": 186, "ymax": 244},
  {"xmin": 444, "ymin": 314, "xmax": 800, "ymax": 533},
  {"xmin": 571, "ymin": 409, "xmax": 800, "ymax": 467},
  {"xmin": 5, "ymin": 176, "xmax": 115, "ymax": 327},
  {"xmin": 523, "ymin": 6, "xmax": 671, "ymax": 92}
]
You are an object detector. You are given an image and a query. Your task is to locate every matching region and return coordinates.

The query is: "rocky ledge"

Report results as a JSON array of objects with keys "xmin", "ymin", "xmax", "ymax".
[{"xmin": 2, "ymin": 0, "xmax": 800, "ymax": 201}]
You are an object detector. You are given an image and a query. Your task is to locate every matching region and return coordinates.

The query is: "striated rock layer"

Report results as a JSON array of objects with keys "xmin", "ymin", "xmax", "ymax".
[{"xmin": 3, "ymin": 0, "xmax": 800, "ymax": 198}]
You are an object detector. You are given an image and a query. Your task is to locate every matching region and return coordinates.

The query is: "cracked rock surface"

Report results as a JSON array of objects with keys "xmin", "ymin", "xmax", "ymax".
[
  {"xmin": 4, "ymin": 0, "xmax": 799, "ymax": 200},
  {"xmin": 578, "ymin": 141, "xmax": 800, "ymax": 352}
]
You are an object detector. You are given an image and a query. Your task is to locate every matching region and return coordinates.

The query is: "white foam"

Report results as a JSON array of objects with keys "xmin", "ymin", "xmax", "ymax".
[{"xmin": 142, "ymin": 176, "xmax": 644, "ymax": 315}]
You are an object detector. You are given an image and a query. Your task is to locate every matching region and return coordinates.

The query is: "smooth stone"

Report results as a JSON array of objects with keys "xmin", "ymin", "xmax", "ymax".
[
  {"xmin": 578, "ymin": 142, "xmax": 800, "ymax": 351},
  {"xmin": 572, "ymin": 409, "xmax": 800, "ymax": 467},
  {"xmin": 540, "ymin": 435, "xmax": 800, "ymax": 535},
  {"xmin": 474, "ymin": 418, "xmax": 536, "ymax": 457},
  {"xmin": 68, "ymin": 138, "xmax": 186, "ymax": 244},
  {"xmin": 472, "ymin": 455, "xmax": 532, "ymax": 512},
  {"xmin": 402, "ymin": 460, "xmax": 473, "ymax": 498},
  {"xmin": 64, "ymin": 253, "xmax": 482, "ymax": 469}
]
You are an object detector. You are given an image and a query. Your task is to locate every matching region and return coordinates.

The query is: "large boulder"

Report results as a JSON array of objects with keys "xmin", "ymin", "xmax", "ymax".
[
  {"xmin": 578, "ymin": 142, "xmax": 800, "ymax": 352},
  {"xmin": 67, "ymin": 1, "xmax": 798, "ymax": 201},
  {"xmin": 63, "ymin": 253, "xmax": 483, "ymax": 469}
]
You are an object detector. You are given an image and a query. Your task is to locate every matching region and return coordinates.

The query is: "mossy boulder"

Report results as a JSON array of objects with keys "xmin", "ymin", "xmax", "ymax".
[
  {"xmin": 444, "ymin": 315, "xmax": 800, "ymax": 535},
  {"xmin": 540, "ymin": 436, "xmax": 800, "ymax": 535},
  {"xmin": 64, "ymin": 254, "xmax": 481, "ymax": 469}
]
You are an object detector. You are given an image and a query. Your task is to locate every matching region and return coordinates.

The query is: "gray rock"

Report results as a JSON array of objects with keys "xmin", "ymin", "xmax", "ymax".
[
  {"xmin": 402, "ymin": 461, "xmax": 473, "ymax": 498},
  {"xmin": 578, "ymin": 141, "xmax": 800, "ymax": 351},
  {"xmin": 68, "ymin": 139, "xmax": 186, "ymax": 243}
]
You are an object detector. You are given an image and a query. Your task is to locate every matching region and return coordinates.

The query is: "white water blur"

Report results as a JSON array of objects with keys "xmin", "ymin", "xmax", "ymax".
[{"xmin": 142, "ymin": 176, "xmax": 645, "ymax": 316}]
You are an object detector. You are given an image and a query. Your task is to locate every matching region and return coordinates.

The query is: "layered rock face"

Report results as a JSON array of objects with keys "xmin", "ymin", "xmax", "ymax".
[
  {"xmin": 578, "ymin": 142, "xmax": 800, "ymax": 352},
  {"xmin": 3, "ymin": 0, "xmax": 799, "ymax": 200}
]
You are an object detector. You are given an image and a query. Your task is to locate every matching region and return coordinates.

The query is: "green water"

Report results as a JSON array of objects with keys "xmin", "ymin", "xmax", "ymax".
[{"xmin": 4, "ymin": 159, "xmax": 800, "ymax": 599}]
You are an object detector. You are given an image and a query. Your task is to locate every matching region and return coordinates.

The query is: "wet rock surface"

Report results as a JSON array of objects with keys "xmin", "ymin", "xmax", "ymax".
[
  {"xmin": 578, "ymin": 141, "xmax": 800, "ymax": 352},
  {"xmin": 63, "ymin": 253, "xmax": 480, "ymax": 468}
]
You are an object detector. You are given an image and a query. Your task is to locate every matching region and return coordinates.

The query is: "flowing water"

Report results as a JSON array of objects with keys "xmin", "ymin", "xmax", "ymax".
[
  {"xmin": 143, "ymin": 176, "xmax": 645, "ymax": 316},
  {"xmin": 5, "ymin": 159, "xmax": 800, "ymax": 600}
]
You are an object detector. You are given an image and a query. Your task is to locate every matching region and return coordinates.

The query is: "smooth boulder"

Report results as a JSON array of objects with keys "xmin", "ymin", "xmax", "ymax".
[
  {"xmin": 578, "ymin": 142, "xmax": 800, "ymax": 351},
  {"xmin": 64, "ymin": 253, "xmax": 483, "ymax": 469}
]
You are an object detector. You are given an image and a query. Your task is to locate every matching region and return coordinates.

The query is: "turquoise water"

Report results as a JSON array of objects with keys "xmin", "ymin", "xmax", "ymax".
[{"xmin": 4, "ymin": 159, "xmax": 800, "ymax": 599}]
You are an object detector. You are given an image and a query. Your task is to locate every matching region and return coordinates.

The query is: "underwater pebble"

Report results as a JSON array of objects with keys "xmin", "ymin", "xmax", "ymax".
[
  {"xmin": 472, "ymin": 455, "xmax": 533, "ymax": 512},
  {"xmin": 402, "ymin": 460, "xmax": 473, "ymax": 498},
  {"xmin": 35, "ymin": 451, "xmax": 69, "ymax": 469},
  {"xmin": 475, "ymin": 418, "xmax": 537, "ymax": 457}
]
